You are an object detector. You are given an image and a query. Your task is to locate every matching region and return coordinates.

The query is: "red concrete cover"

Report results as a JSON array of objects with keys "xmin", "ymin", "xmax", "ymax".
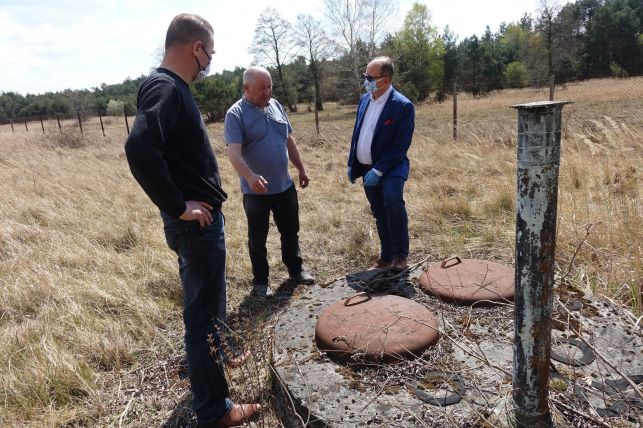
[
  {"xmin": 419, "ymin": 257, "xmax": 514, "ymax": 305},
  {"xmin": 315, "ymin": 293, "xmax": 439, "ymax": 363}
]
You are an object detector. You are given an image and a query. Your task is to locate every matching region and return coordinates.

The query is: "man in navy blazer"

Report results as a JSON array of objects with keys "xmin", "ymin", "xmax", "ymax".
[{"xmin": 347, "ymin": 56, "xmax": 415, "ymax": 272}]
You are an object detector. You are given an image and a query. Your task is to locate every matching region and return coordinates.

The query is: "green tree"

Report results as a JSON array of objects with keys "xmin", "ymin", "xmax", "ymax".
[
  {"xmin": 392, "ymin": 3, "xmax": 444, "ymax": 101},
  {"xmin": 106, "ymin": 99, "xmax": 125, "ymax": 116},
  {"xmin": 550, "ymin": 2, "xmax": 585, "ymax": 82},
  {"xmin": 441, "ymin": 26, "xmax": 459, "ymax": 98},
  {"xmin": 48, "ymin": 95, "xmax": 69, "ymax": 115},
  {"xmin": 192, "ymin": 69, "xmax": 244, "ymax": 122},
  {"xmin": 498, "ymin": 23, "xmax": 531, "ymax": 65},
  {"xmin": 275, "ymin": 57, "xmax": 307, "ymax": 108},
  {"xmin": 505, "ymin": 61, "xmax": 529, "ymax": 87},
  {"xmin": 584, "ymin": 0, "xmax": 642, "ymax": 76},
  {"xmin": 458, "ymin": 35, "xmax": 482, "ymax": 95},
  {"xmin": 479, "ymin": 26, "xmax": 505, "ymax": 91}
]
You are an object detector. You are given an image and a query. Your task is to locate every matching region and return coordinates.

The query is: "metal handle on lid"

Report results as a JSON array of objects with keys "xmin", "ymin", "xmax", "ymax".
[
  {"xmin": 344, "ymin": 292, "xmax": 371, "ymax": 307},
  {"xmin": 441, "ymin": 256, "xmax": 462, "ymax": 269}
]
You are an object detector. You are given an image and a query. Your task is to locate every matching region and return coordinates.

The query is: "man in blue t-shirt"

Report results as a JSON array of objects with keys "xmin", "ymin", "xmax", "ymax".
[{"xmin": 224, "ymin": 66, "xmax": 314, "ymax": 298}]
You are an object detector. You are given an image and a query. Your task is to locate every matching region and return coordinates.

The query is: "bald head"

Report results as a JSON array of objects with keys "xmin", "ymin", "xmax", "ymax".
[
  {"xmin": 243, "ymin": 66, "xmax": 271, "ymax": 85},
  {"xmin": 243, "ymin": 66, "xmax": 273, "ymax": 107},
  {"xmin": 368, "ymin": 56, "xmax": 394, "ymax": 79}
]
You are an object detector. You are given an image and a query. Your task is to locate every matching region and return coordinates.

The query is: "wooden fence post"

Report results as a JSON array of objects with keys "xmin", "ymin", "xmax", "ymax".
[
  {"xmin": 453, "ymin": 81, "xmax": 458, "ymax": 141},
  {"xmin": 10, "ymin": 119, "xmax": 15, "ymax": 133},
  {"xmin": 124, "ymin": 105, "xmax": 130, "ymax": 135},
  {"xmin": 24, "ymin": 119, "xmax": 28, "ymax": 132},
  {"xmin": 40, "ymin": 116, "xmax": 45, "ymax": 133},
  {"xmin": 98, "ymin": 112, "xmax": 105, "ymax": 137},
  {"xmin": 56, "ymin": 114, "xmax": 62, "ymax": 132},
  {"xmin": 77, "ymin": 110, "xmax": 83, "ymax": 134}
]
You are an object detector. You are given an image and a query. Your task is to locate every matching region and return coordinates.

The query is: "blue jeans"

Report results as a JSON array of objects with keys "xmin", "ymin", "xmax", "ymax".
[
  {"xmin": 161, "ymin": 210, "xmax": 233, "ymax": 423},
  {"xmin": 363, "ymin": 176, "xmax": 409, "ymax": 261}
]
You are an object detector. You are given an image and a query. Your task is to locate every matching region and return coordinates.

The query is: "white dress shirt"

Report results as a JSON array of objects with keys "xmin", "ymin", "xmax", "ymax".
[{"xmin": 356, "ymin": 85, "xmax": 393, "ymax": 174}]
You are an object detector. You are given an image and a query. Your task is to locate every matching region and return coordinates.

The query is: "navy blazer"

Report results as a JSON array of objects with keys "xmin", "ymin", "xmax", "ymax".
[{"xmin": 347, "ymin": 87, "xmax": 415, "ymax": 181}]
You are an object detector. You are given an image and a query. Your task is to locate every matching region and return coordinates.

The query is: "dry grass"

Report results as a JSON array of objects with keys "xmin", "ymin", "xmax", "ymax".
[{"xmin": 0, "ymin": 77, "xmax": 640, "ymax": 426}]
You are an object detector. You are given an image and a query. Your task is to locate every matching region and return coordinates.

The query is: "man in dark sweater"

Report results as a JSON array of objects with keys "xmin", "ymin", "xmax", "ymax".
[{"xmin": 124, "ymin": 14, "xmax": 260, "ymax": 428}]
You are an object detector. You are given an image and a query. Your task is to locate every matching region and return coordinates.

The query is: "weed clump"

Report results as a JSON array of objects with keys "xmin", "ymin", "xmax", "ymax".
[{"xmin": 44, "ymin": 130, "xmax": 98, "ymax": 149}]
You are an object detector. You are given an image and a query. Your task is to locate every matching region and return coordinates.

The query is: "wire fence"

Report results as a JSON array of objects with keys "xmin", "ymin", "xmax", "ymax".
[
  {"xmin": 0, "ymin": 107, "xmax": 132, "ymax": 137},
  {"xmin": 1, "ymin": 76, "xmax": 641, "ymax": 140}
]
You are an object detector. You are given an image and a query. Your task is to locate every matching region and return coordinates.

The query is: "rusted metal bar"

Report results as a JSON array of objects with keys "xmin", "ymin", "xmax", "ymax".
[{"xmin": 512, "ymin": 100, "xmax": 571, "ymax": 428}]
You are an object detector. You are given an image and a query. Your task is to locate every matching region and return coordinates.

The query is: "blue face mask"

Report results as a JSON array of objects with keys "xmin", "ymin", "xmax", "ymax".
[{"xmin": 364, "ymin": 78, "xmax": 378, "ymax": 94}]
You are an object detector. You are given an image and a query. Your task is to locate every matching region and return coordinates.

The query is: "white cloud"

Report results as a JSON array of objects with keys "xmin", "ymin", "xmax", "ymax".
[{"xmin": 0, "ymin": 0, "xmax": 569, "ymax": 95}]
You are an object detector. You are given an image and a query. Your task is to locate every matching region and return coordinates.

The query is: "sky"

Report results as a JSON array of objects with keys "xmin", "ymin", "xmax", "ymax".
[{"xmin": 0, "ymin": 0, "xmax": 570, "ymax": 95}]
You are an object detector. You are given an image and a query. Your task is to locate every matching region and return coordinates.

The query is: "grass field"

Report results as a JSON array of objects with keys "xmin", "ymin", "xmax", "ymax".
[{"xmin": 0, "ymin": 77, "xmax": 641, "ymax": 426}]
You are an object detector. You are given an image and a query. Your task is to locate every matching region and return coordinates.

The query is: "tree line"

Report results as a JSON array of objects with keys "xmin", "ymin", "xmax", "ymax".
[{"xmin": 1, "ymin": 0, "xmax": 641, "ymax": 123}]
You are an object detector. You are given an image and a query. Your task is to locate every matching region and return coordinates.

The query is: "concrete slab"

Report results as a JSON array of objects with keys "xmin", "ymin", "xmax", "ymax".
[{"xmin": 271, "ymin": 265, "xmax": 643, "ymax": 427}]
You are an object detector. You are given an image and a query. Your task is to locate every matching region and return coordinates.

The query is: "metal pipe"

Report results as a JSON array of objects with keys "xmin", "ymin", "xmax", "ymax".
[{"xmin": 512, "ymin": 100, "xmax": 570, "ymax": 428}]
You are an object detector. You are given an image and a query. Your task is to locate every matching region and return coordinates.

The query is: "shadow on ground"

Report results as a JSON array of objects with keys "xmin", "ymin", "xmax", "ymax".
[{"xmin": 159, "ymin": 267, "xmax": 420, "ymax": 427}]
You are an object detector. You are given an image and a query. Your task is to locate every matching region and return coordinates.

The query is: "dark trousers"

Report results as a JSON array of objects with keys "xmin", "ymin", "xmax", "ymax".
[
  {"xmin": 363, "ymin": 176, "xmax": 409, "ymax": 261},
  {"xmin": 242, "ymin": 184, "xmax": 303, "ymax": 283},
  {"xmin": 161, "ymin": 211, "xmax": 233, "ymax": 423}
]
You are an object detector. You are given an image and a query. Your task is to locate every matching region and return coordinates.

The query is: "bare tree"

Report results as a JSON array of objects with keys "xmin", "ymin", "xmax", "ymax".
[
  {"xmin": 324, "ymin": 0, "xmax": 366, "ymax": 100},
  {"xmin": 295, "ymin": 14, "xmax": 333, "ymax": 135},
  {"xmin": 324, "ymin": 0, "xmax": 397, "ymax": 102},
  {"xmin": 250, "ymin": 7, "xmax": 297, "ymax": 112},
  {"xmin": 363, "ymin": 0, "xmax": 396, "ymax": 57},
  {"xmin": 62, "ymin": 89, "xmax": 93, "ymax": 120},
  {"xmin": 537, "ymin": 0, "xmax": 561, "ymax": 81}
]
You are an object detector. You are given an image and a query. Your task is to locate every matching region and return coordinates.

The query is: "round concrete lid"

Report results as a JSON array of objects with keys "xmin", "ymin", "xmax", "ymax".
[
  {"xmin": 315, "ymin": 293, "xmax": 439, "ymax": 363},
  {"xmin": 419, "ymin": 257, "xmax": 514, "ymax": 305}
]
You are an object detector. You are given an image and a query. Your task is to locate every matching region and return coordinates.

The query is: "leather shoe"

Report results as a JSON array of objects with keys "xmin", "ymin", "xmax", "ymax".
[
  {"xmin": 390, "ymin": 256, "xmax": 409, "ymax": 272},
  {"xmin": 370, "ymin": 258, "xmax": 392, "ymax": 270},
  {"xmin": 199, "ymin": 403, "xmax": 262, "ymax": 428}
]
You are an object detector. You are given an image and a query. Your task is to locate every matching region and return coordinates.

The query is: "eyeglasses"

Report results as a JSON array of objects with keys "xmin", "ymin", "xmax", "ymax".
[
  {"xmin": 363, "ymin": 73, "xmax": 388, "ymax": 82},
  {"xmin": 199, "ymin": 42, "xmax": 214, "ymax": 62},
  {"xmin": 203, "ymin": 48, "xmax": 212, "ymax": 63}
]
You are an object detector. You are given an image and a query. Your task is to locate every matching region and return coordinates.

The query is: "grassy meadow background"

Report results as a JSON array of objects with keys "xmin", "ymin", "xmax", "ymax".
[{"xmin": 0, "ymin": 77, "xmax": 641, "ymax": 426}]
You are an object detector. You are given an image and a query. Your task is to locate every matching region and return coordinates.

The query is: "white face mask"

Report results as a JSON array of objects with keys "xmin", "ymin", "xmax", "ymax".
[
  {"xmin": 195, "ymin": 62, "xmax": 211, "ymax": 82},
  {"xmin": 194, "ymin": 50, "xmax": 212, "ymax": 82}
]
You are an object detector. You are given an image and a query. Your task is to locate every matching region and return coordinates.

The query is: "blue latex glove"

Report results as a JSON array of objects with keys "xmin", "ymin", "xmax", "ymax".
[
  {"xmin": 363, "ymin": 169, "xmax": 381, "ymax": 186},
  {"xmin": 347, "ymin": 167, "xmax": 355, "ymax": 184}
]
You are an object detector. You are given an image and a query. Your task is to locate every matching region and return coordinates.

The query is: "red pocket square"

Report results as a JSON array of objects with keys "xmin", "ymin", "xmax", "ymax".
[{"xmin": 383, "ymin": 119, "xmax": 394, "ymax": 125}]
